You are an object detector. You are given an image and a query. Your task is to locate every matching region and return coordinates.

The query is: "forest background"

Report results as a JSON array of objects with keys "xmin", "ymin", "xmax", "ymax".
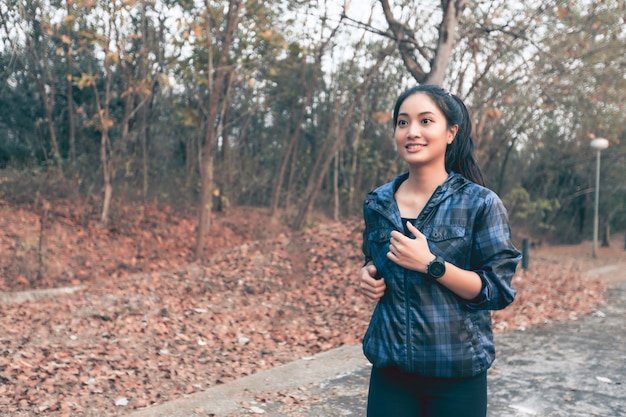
[{"xmin": 1, "ymin": 0, "xmax": 626, "ymax": 257}]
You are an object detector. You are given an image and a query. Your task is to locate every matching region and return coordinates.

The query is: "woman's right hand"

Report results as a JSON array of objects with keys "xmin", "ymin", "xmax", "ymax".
[{"xmin": 360, "ymin": 263, "xmax": 386, "ymax": 302}]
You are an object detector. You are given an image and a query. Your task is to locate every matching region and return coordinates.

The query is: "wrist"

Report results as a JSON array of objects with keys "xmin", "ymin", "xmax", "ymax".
[{"xmin": 426, "ymin": 255, "xmax": 446, "ymax": 279}]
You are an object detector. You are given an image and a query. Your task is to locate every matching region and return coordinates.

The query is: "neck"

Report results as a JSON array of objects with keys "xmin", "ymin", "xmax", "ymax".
[{"xmin": 405, "ymin": 165, "xmax": 449, "ymax": 194}]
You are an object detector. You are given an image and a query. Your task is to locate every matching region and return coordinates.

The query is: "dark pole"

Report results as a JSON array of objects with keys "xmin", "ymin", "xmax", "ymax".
[{"xmin": 522, "ymin": 238, "xmax": 529, "ymax": 270}]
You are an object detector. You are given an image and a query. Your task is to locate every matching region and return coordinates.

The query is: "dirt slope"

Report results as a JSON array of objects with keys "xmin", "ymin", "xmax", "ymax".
[{"xmin": 0, "ymin": 202, "xmax": 623, "ymax": 416}]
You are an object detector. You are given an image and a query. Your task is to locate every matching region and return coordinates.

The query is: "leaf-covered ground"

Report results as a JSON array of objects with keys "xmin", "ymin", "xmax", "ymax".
[{"xmin": 0, "ymin": 201, "xmax": 623, "ymax": 416}]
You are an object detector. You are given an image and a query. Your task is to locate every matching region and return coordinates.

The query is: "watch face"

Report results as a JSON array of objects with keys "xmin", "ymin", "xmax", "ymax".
[{"xmin": 429, "ymin": 259, "xmax": 445, "ymax": 278}]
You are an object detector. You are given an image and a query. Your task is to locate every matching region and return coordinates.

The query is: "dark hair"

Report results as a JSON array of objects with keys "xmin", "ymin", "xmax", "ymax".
[{"xmin": 392, "ymin": 84, "xmax": 485, "ymax": 186}]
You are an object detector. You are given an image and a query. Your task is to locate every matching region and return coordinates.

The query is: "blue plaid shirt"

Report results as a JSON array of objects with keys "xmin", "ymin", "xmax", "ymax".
[{"xmin": 362, "ymin": 171, "xmax": 521, "ymax": 378}]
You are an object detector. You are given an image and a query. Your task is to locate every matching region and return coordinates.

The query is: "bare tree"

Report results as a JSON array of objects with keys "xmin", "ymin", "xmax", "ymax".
[
  {"xmin": 195, "ymin": 0, "xmax": 243, "ymax": 260},
  {"xmin": 77, "ymin": 0, "xmax": 155, "ymax": 226},
  {"xmin": 0, "ymin": 1, "xmax": 64, "ymax": 171},
  {"xmin": 269, "ymin": 45, "xmax": 329, "ymax": 219},
  {"xmin": 379, "ymin": 0, "xmax": 467, "ymax": 85},
  {"xmin": 292, "ymin": 45, "xmax": 393, "ymax": 230}
]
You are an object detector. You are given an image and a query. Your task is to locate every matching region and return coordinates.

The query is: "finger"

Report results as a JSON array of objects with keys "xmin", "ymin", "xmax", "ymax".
[
  {"xmin": 369, "ymin": 277, "xmax": 385, "ymax": 289},
  {"xmin": 366, "ymin": 293, "xmax": 382, "ymax": 302},
  {"xmin": 363, "ymin": 264, "xmax": 377, "ymax": 277},
  {"xmin": 361, "ymin": 282, "xmax": 381, "ymax": 299},
  {"xmin": 360, "ymin": 270, "xmax": 378, "ymax": 290},
  {"xmin": 362, "ymin": 284, "xmax": 385, "ymax": 301},
  {"xmin": 405, "ymin": 221, "xmax": 422, "ymax": 237},
  {"xmin": 366, "ymin": 264, "xmax": 378, "ymax": 278},
  {"xmin": 391, "ymin": 233, "xmax": 410, "ymax": 250},
  {"xmin": 361, "ymin": 273, "xmax": 384, "ymax": 289}
]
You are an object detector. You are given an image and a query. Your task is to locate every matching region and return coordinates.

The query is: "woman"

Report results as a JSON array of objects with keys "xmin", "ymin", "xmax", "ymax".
[{"xmin": 360, "ymin": 84, "xmax": 521, "ymax": 417}]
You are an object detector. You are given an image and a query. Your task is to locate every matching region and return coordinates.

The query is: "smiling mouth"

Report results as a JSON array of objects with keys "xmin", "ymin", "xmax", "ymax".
[{"xmin": 406, "ymin": 144, "xmax": 425, "ymax": 150}]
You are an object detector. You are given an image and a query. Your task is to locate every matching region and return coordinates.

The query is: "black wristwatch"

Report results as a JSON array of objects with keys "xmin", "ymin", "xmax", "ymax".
[{"xmin": 427, "ymin": 256, "xmax": 446, "ymax": 279}]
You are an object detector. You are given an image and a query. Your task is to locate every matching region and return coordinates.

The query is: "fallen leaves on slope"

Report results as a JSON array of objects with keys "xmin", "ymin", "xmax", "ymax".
[{"xmin": 0, "ymin": 203, "xmax": 615, "ymax": 416}]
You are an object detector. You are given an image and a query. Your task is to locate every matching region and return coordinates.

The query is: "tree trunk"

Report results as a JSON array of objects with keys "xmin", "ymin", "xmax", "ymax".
[
  {"xmin": 284, "ymin": 126, "xmax": 300, "ymax": 214},
  {"xmin": 196, "ymin": 152, "xmax": 214, "ymax": 259},
  {"xmin": 426, "ymin": 0, "xmax": 467, "ymax": 85},
  {"xmin": 65, "ymin": 58, "xmax": 76, "ymax": 165},
  {"xmin": 380, "ymin": 0, "xmax": 466, "ymax": 85},
  {"xmin": 601, "ymin": 224, "xmax": 610, "ymax": 247},
  {"xmin": 220, "ymin": 69, "xmax": 237, "ymax": 202},
  {"xmin": 140, "ymin": 101, "xmax": 150, "ymax": 201},
  {"xmin": 194, "ymin": 0, "xmax": 242, "ymax": 260},
  {"xmin": 36, "ymin": 43, "xmax": 63, "ymax": 170},
  {"xmin": 347, "ymin": 109, "xmax": 365, "ymax": 215},
  {"xmin": 100, "ymin": 131, "xmax": 113, "ymax": 227},
  {"xmin": 185, "ymin": 125, "xmax": 200, "ymax": 189},
  {"xmin": 333, "ymin": 150, "xmax": 339, "ymax": 221},
  {"xmin": 37, "ymin": 18, "xmax": 63, "ymax": 171},
  {"xmin": 65, "ymin": 1, "xmax": 76, "ymax": 165},
  {"xmin": 92, "ymin": 49, "xmax": 114, "ymax": 226},
  {"xmin": 271, "ymin": 118, "xmax": 298, "ymax": 216}
]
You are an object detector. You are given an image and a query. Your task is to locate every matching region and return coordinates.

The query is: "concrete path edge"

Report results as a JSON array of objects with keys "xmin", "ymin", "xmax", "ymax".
[{"xmin": 126, "ymin": 344, "xmax": 370, "ymax": 417}]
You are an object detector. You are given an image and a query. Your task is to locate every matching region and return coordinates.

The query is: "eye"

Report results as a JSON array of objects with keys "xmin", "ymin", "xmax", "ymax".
[
  {"xmin": 397, "ymin": 119, "xmax": 408, "ymax": 127},
  {"xmin": 421, "ymin": 118, "xmax": 433, "ymax": 124}
]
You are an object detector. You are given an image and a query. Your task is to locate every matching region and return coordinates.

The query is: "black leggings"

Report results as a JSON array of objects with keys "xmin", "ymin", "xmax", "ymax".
[{"xmin": 366, "ymin": 366, "xmax": 487, "ymax": 417}]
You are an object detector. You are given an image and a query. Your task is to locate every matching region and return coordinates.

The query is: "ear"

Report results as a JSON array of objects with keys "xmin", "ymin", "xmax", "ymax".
[{"xmin": 447, "ymin": 124, "xmax": 458, "ymax": 144}]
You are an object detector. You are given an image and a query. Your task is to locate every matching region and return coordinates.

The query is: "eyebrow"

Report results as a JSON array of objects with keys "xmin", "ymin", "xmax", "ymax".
[{"xmin": 398, "ymin": 111, "xmax": 436, "ymax": 117}]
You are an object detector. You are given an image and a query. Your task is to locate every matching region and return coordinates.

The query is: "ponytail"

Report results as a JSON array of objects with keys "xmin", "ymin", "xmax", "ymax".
[{"xmin": 445, "ymin": 95, "xmax": 485, "ymax": 186}]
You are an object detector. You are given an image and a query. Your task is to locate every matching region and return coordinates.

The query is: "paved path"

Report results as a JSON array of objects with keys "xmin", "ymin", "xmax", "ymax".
[
  {"xmin": 487, "ymin": 278, "xmax": 625, "ymax": 417},
  {"xmin": 127, "ymin": 277, "xmax": 626, "ymax": 417}
]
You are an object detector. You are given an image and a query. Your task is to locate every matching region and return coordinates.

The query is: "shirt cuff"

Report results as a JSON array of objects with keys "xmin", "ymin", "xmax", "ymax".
[{"xmin": 464, "ymin": 277, "xmax": 490, "ymax": 308}]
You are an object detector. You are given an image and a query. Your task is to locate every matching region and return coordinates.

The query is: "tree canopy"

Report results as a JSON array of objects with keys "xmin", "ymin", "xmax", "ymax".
[{"xmin": 1, "ymin": 0, "xmax": 625, "ymax": 253}]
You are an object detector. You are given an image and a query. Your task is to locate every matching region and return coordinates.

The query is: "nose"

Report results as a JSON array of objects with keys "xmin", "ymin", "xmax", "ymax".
[{"xmin": 408, "ymin": 122, "xmax": 420, "ymax": 138}]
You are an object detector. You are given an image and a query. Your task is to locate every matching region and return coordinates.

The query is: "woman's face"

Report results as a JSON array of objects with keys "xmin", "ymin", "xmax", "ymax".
[{"xmin": 394, "ymin": 92, "xmax": 457, "ymax": 167}]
